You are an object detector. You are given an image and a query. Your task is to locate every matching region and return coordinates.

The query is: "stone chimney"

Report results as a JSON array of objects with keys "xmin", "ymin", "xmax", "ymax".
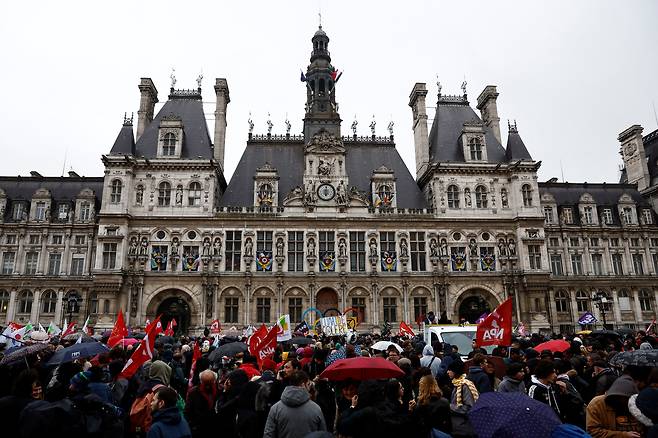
[
  {"xmin": 409, "ymin": 83, "xmax": 429, "ymax": 179},
  {"xmin": 213, "ymin": 78, "xmax": 230, "ymax": 169},
  {"xmin": 618, "ymin": 125, "xmax": 649, "ymax": 191},
  {"xmin": 476, "ymin": 85, "xmax": 501, "ymax": 145},
  {"xmin": 136, "ymin": 78, "xmax": 158, "ymax": 140}
]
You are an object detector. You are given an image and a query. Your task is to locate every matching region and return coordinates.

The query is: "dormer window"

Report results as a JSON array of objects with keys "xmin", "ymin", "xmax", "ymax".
[
  {"xmin": 521, "ymin": 184, "xmax": 533, "ymax": 207},
  {"xmin": 543, "ymin": 206, "xmax": 554, "ymax": 223},
  {"xmin": 57, "ymin": 203, "xmax": 69, "ymax": 220},
  {"xmin": 162, "ymin": 133, "xmax": 176, "ymax": 156},
  {"xmin": 79, "ymin": 202, "xmax": 91, "ymax": 221},
  {"xmin": 188, "ymin": 182, "xmax": 202, "ymax": 206},
  {"xmin": 35, "ymin": 202, "xmax": 46, "ymax": 220},
  {"xmin": 642, "ymin": 209, "xmax": 653, "ymax": 225},
  {"xmin": 475, "ymin": 185, "xmax": 488, "ymax": 208},
  {"xmin": 257, "ymin": 183, "xmax": 274, "ymax": 206},
  {"xmin": 602, "ymin": 208, "xmax": 613, "ymax": 224},
  {"xmin": 469, "ymin": 137, "xmax": 483, "ymax": 160},
  {"xmin": 110, "ymin": 179, "xmax": 122, "ymax": 203},
  {"xmin": 377, "ymin": 185, "xmax": 393, "ymax": 206},
  {"xmin": 583, "ymin": 206, "xmax": 594, "ymax": 224},
  {"xmin": 562, "ymin": 207, "xmax": 573, "ymax": 224},
  {"xmin": 447, "ymin": 185, "xmax": 460, "ymax": 208},
  {"xmin": 622, "ymin": 207, "xmax": 633, "ymax": 225},
  {"xmin": 12, "ymin": 202, "xmax": 26, "ymax": 221},
  {"xmin": 158, "ymin": 182, "xmax": 171, "ymax": 206}
]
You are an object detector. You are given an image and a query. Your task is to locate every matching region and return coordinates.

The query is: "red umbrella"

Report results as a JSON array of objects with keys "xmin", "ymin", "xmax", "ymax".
[
  {"xmin": 320, "ymin": 357, "xmax": 404, "ymax": 381},
  {"xmin": 533, "ymin": 339, "xmax": 570, "ymax": 353},
  {"xmin": 121, "ymin": 338, "xmax": 139, "ymax": 347}
]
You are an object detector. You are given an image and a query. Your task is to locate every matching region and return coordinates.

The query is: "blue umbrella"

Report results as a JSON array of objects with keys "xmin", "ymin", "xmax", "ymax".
[
  {"xmin": 469, "ymin": 392, "xmax": 562, "ymax": 438},
  {"xmin": 46, "ymin": 341, "xmax": 109, "ymax": 366}
]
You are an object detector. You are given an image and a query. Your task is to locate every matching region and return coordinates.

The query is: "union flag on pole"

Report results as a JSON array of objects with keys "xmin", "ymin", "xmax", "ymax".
[
  {"xmin": 248, "ymin": 324, "xmax": 268, "ymax": 356},
  {"xmin": 254, "ymin": 325, "xmax": 278, "ymax": 365},
  {"xmin": 61, "ymin": 321, "xmax": 77, "ymax": 338},
  {"xmin": 164, "ymin": 318, "xmax": 177, "ymax": 336},
  {"xmin": 120, "ymin": 315, "xmax": 163, "ymax": 379},
  {"xmin": 210, "ymin": 319, "xmax": 222, "ymax": 335},
  {"xmin": 107, "ymin": 310, "xmax": 128, "ymax": 348},
  {"xmin": 399, "ymin": 321, "xmax": 415, "ymax": 337},
  {"xmin": 476, "ymin": 297, "xmax": 513, "ymax": 347}
]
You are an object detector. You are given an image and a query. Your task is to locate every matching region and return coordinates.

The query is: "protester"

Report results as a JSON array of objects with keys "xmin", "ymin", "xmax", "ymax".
[
  {"xmin": 447, "ymin": 359, "xmax": 479, "ymax": 437},
  {"xmin": 185, "ymin": 369, "xmax": 217, "ymax": 437},
  {"xmin": 420, "ymin": 342, "xmax": 442, "ymax": 377},
  {"xmin": 148, "ymin": 386, "xmax": 192, "ymax": 438},
  {"xmin": 498, "ymin": 362, "xmax": 527, "ymax": 393},
  {"xmin": 528, "ymin": 359, "xmax": 563, "ymax": 418},
  {"xmin": 409, "ymin": 374, "xmax": 451, "ymax": 436},
  {"xmin": 586, "ymin": 374, "xmax": 644, "ymax": 437}
]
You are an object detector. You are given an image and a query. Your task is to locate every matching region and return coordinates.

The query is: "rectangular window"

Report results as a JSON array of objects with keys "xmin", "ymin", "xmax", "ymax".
[
  {"xmin": 650, "ymin": 238, "xmax": 658, "ymax": 247},
  {"xmin": 612, "ymin": 254, "xmax": 624, "ymax": 275},
  {"xmin": 256, "ymin": 297, "xmax": 271, "ymax": 323},
  {"xmin": 182, "ymin": 246, "xmax": 199, "ymax": 271},
  {"xmin": 225, "ymin": 297, "xmax": 239, "ymax": 323},
  {"xmin": 583, "ymin": 206, "xmax": 594, "ymax": 224},
  {"xmin": 571, "ymin": 254, "xmax": 583, "ymax": 275},
  {"xmin": 150, "ymin": 245, "xmax": 168, "ymax": 271},
  {"xmin": 351, "ymin": 297, "xmax": 366, "ymax": 323},
  {"xmin": 287, "ymin": 231, "xmax": 304, "ymax": 272},
  {"xmin": 550, "ymin": 254, "xmax": 563, "ymax": 276},
  {"xmin": 70, "ymin": 256, "xmax": 85, "ymax": 276},
  {"xmin": 653, "ymin": 253, "xmax": 658, "ymax": 274},
  {"xmin": 25, "ymin": 252, "xmax": 39, "ymax": 275},
  {"xmin": 528, "ymin": 245, "xmax": 542, "ymax": 269},
  {"xmin": 590, "ymin": 238, "xmax": 599, "ymax": 247},
  {"xmin": 610, "ymin": 238, "xmax": 620, "ymax": 247},
  {"xmin": 410, "ymin": 232, "xmax": 426, "ymax": 272},
  {"xmin": 35, "ymin": 202, "xmax": 46, "ymax": 220},
  {"xmin": 631, "ymin": 238, "xmax": 640, "ymax": 247},
  {"xmin": 58, "ymin": 203, "xmax": 69, "ymax": 220},
  {"xmin": 2, "ymin": 252, "xmax": 15, "ymax": 274},
  {"xmin": 102, "ymin": 243, "xmax": 117, "ymax": 269},
  {"xmin": 562, "ymin": 208, "xmax": 573, "ymax": 224},
  {"xmin": 383, "ymin": 297, "xmax": 397, "ymax": 322},
  {"xmin": 349, "ymin": 232, "xmax": 366, "ymax": 272},
  {"xmin": 12, "ymin": 202, "xmax": 26, "ymax": 221},
  {"xmin": 569, "ymin": 237, "xmax": 579, "ymax": 247},
  {"xmin": 319, "ymin": 231, "xmax": 335, "ymax": 271},
  {"xmin": 288, "ymin": 297, "xmax": 302, "ymax": 323},
  {"xmin": 52, "ymin": 235, "xmax": 63, "ymax": 245},
  {"xmin": 225, "ymin": 231, "xmax": 242, "ymax": 272},
  {"xmin": 544, "ymin": 206, "xmax": 554, "ymax": 224},
  {"xmin": 643, "ymin": 209, "xmax": 653, "ymax": 225},
  {"xmin": 413, "ymin": 297, "xmax": 427, "ymax": 323},
  {"xmin": 29, "ymin": 234, "xmax": 40, "ymax": 245},
  {"xmin": 549, "ymin": 237, "xmax": 559, "ymax": 247},
  {"xmin": 601, "ymin": 208, "xmax": 613, "ymax": 225},
  {"xmin": 632, "ymin": 254, "xmax": 644, "ymax": 275},
  {"xmin": 591, "ymin": 254, "xmax": 603, "ymax": 275},
  {"xmin": 5, "ymin": 235, "xmax": 17, "ymax": 245},
  {"xmin": 622, "ymin": 207, "xmax": 633, "ymax": 224},
  {"xmin": 74, "ymin": 235, "xmax": 85, "ymax": 245},
  {"xmin": 256, "ymin": 231, "xmax": 273, "ymax": 272},
  {"xmin": 79, "ymin": 202, "xmax": 91, "ymax": 221},
  {"xmin": 48, "ymin": 253, "xmax": 61, "ymax": 275}
]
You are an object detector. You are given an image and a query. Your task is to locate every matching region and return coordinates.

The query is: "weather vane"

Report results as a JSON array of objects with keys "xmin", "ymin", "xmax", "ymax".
[{"xmin": 170, "ymin": 68, "xmax": 176, "ymax": 89}]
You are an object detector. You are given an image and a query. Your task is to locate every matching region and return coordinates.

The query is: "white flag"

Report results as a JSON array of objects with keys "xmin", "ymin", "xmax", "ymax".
[
  {"xmin": 276, "ymin": 314, "xmax": 292, "ymax": 342},
  {"xmin": 82, "ymin": 316, "xmax": 90, "ymax": 335}
]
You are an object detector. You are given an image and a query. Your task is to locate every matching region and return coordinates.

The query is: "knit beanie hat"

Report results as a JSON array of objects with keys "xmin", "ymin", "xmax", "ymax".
[
  {"xmin": 628, "ymin": 388, "xmax": 658, "ymax": 427},
  {"xmin": 70, "ymin": 371, "xmax": 92, "ymax": 391},
  {"xmin": 448, "ymin": 359, "xmax": 465, "ymax": 375},
  {"xmin": 260, "ymin": 358, "xmax": 277, "ymax": 372}
]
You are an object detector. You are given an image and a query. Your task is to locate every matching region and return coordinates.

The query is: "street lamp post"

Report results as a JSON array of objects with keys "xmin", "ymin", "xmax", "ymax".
[
  {"xmin": 66, "ymin": 294, "xmax": 79, "ymax": 326},
  {"xmin": 592, "ymin": 291, "xmax": 608, "ymax": 329}
]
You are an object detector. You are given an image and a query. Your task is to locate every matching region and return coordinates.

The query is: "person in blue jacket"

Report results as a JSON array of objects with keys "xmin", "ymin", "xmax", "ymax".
[{"xmin": 148, "ymin": 386, "xmax": 191, "ymax": 438}]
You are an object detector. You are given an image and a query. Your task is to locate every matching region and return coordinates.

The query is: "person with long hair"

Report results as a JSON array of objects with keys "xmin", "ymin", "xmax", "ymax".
[{"xmin": 409, "ymin": 375, "xmax": 451, "ymax": 436}]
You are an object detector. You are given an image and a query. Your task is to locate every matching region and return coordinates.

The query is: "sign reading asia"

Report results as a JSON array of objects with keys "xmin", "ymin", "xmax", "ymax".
[{"xmin": 320, "ymin": 315, "xmax": 349, "ymax": 336}]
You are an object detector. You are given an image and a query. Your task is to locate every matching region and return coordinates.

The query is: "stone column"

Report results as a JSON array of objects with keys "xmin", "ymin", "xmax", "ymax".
[
  {"xmin": 136, "ymin": 281, "xmax": 144, "ymax": 326},
  {"xmin": 611, "ymin": 288, "xmax": 622, "ymax": 327},
  {"xmin": 37, "ymin": 235, "xmax": 48, "ymax": 274},
  {"xmin": 632, "ymin": 288, "xmax": 644, "ymax": 326},
  {"xmin": 645, "ymin": 241, "xmax": 656, "ymax": 275},
  {"xmin": 61, "ymin": 232, "xmax": 72, "ymax": 275},
  {"xmin": 85, "ymin": 233, "xmax": 94, "ymax": 274},
  {"xmin": 5, "ymin": 290, "xmax": 17, "ymax": 324},
  {"xmin": 569, "ymin": 288, "xmax": 579, "ymax": 326},
  {"xmin": 623, "ymin": 240, "xmax": 634, "ymax": 274},
  {"xmin": 14, "ymin": 233, "xmax": 26, "ymax": 274},
  {"xmin": 54, "ymin": 289, "xmax": 64, "ymax": 325},
  {"xmin": 30, "ymin": 289, "xmax": 41, "ymax": 323},
  {"xmin": 402, "ymin": 279, "xmax": 409, "ymax": 323},
  {"xmin": 547, "ymin": 289, "xmax": 558, "ymax": 331}
]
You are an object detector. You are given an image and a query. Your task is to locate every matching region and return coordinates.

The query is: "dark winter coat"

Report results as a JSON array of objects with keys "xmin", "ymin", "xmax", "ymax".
[
  {"xmin": 338, "ymin": 400, "xmax": 411, "ymax": 438},
  {"xmin": 148, "ymin": 406, "xmax": 192, "ymax": 438},
  {"xmin": 264, "ymin": 385, "xmax": 326, "ymax": 438},
  {"xmin": 467, "ymin": 366, "xmax": 492, "ymax": 394},
  {"xmin": 528, "ymin": 376, "xmax": 561, "ymax": 417},
  {"xmin": 185, "ymin": 385, "xmax": 216, "ymax": 438},
  {"xmin": 498, "ymin": 376, "xmax": 526, "ymax": 393},
  {"xmin": 412, "ymin": 395, "xmax": 452, "ymax": 436}
]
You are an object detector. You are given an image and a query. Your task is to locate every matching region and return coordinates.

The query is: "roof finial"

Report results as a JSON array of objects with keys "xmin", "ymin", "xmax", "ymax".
[
  {"xmin": 461, "ymin": 78, "xmax": 467, "ymax": 96},
  {"xmin": 387, "ymin": 120, "xmax": 394, "ymax": 137},
  {"xmin": 436, "ymin": 75, "xmax": 442, "ymax": 97},
  {"xmin": 285, "ymin": 113, "xmax": 291, "ymax": 135},
  {"xmin": 248, "ymin": 112, "xmax": 254, "ymax": 134},
  {"xmin": 508, "ymin": 119, "xmax": 518, "ymax": 133},
  {"xmin": 266, "ymin": 113, "xmax": 273, "ymax": 135},
  {"xmin": 351, "ymin": 115, "xmax": 358, "ymax": 135},
  {"xmin": 170, "ymin": 68, "xmax": 177, "ymax": 89},
  {"xmin": 370, "ymin": 115, "xmax": 376, "ymax": 136},
  {"xmin": 318, "ymin": 8, "xmax": 322, "ymax": 29},
  {"xmin": 123, "ymin": 112, "xmax": 134, "ymax": 126},
  {"xmin": 196, "ymin": 70, "xmax": 203, "ymax": 89}
]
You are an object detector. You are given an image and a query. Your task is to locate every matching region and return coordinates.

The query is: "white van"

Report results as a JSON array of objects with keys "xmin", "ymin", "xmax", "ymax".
[{"xmin": 423, "ymin": 324, "xmax": 494, "ymax": 358}]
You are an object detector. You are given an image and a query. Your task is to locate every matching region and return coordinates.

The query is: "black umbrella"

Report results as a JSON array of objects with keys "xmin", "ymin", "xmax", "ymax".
[
  {"xmin": 0, "ymin": 343, "xmax": 50, "ymax": 366},
  {"xmin": 208, "ymin": 341, "xmax": 248, "ymax": 362},
  {"xmin": 46, "ymin": 341, "xmax": 109, "ymax": 366},
  {"xmin": 609, "ymin": 349, "xmax": 658, "ymax": 368},
  {"xmin": 289, "ymin": 336, "xmax": 314, "ymax": 345},
  {"xmin": 591, "ymin": 330, "xmax": 620, "ymax": 337},
  {"xmin": 63, "ymin": 333, "xmax": 95, "ymax": 343}
]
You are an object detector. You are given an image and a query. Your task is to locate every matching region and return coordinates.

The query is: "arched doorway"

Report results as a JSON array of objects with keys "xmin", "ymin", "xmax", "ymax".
[
  {"xmin": 156, "ymin": 296, "xmax": 191, "ymax": 335},
  {"xmin": 316, "ymin": 288, "xmax": 339, "ymax": 315},
  {"xmin": 456, "ymin": 289, "xmax": 500, "ymax": 324}
]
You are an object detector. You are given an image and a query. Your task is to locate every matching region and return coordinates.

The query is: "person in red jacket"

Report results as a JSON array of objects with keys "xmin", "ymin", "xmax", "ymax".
[{"xmin": 239, "ymin": 355, "xmax": 262, "ymax": 380}]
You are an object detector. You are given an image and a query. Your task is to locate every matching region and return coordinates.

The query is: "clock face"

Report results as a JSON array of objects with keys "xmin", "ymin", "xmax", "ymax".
[{"xmin": 317, "ymin": 183, "xmax": 335, "ymax": 201}]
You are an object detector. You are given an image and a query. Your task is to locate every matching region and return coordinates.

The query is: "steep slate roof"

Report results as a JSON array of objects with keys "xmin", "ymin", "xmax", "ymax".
[
  {"xmin": 505, "ymin": 128, "xmax": 533, "ymax": 161},
  {"xmin": 109, "ymin": 122, "xmax": 136, "ymax": 155},
  {"xmin": 0, "ymin": 176, "xmax": 104, "ymax": 201},
  {"xmin": 644, "ymin": 128, "xmax": 658, "ymax": 182},
  {"xmin": 219, "ymin": 139, "xmax": 428, "ymax": 209},
  {"xmin": 132, "ymin": 94, "xmax": 213, "ymax": 159},
  {"xmin": 428, "ymin": 99, "xmax": 507, "ymax": 163}
]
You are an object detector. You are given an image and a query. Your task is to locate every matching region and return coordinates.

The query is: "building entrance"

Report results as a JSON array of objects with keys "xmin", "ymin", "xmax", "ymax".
[
  {"xmin": 156, "ymin": 296, "xmax": 191, "ymax": 335},
  {"xmin": 316, "ymin": 288, "xmax": 339, "ymax": 315}
]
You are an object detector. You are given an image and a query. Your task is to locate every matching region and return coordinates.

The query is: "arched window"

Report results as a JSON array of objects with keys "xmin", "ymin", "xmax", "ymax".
[
  {"xmin": 475, "ymin": 186, "xmax": 488, "ymax": 208},
  {"xmin": 522, "ymin": 184, "xmax": 533, "ymax": 207},
  {"xmin": 18, "ymin": 290, "xmax": 33, "ymax": 314},
  {"xmin": 41, "ymin": 290, "xmax": 57, "ymax": 313},
  {"xmin": 377, "ymin": 185, "xmax": 393, "ymax": 207},
  {"xmin": 110, "ymin": 179, "xmax": 122, "ymax": 203},
  {"xmin": 135, "ymin": 185, "xmax": 144, "ymax": 205},
  {"xmin": 257, "ymin": 183, "xmax": 273, "ymax": 206},
  {"xmin": 576, "ymin": 290, "xmax": 589, "ymax": 312},
  {"xmin": 158, "ymin": 182, "xmax": 171, "ymax": 206},
  {"xmin": 447, "ymin": 185, "xmax": 460, "ymax": 208},
  {"xmin": 0, "ymin": 290, "xmax": 9, "ymax": 314},
  {"xmin": 64, "ymin": 291, "xmax": 81, "ymax": 314},
  {"xmin": 639, "ymin": 289, "xmax": 653, "ymax": 311},
  {"xmin": 469, "ymin": 137, "xmax": 483, "ymax": 160},
  {"xmin": 188, "ymin": 182, "xmax": 202, "ymax": 206},
  {"xmin": 555, "ymin": 290, "xmax": 569, "ymax": 313},
  {"xmin": 89, "ymin": 292, "xmax": 99, "ymax": 314},
  {"xmin": 163, "ymin": 133, "xmax": 176, "ymax": 156}
]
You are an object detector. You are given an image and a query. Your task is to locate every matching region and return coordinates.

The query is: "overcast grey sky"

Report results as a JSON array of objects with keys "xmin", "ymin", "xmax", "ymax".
[{"xmin": 1, "ymin": 1, "xmax": 657, "ymax": 184}]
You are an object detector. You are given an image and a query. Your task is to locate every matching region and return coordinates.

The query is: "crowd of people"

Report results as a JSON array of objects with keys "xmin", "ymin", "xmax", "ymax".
[{"xmin": 0, "ymin": 326, "xmax": 657, "ymax": 438}]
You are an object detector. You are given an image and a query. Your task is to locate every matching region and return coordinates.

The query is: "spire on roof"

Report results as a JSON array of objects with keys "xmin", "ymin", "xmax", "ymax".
[
  {"xmin": 505, "ymin": 120, "xmax": 532, "ymax": 161},
  {"xmin": 109, "ymin": 115, "xmax": 136, "ymax": 155}
]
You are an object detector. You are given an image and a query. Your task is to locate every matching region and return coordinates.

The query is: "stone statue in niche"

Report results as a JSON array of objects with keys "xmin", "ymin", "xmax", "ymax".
[
  {"xmin": 429, "ymin": 238, "xmax": 439, "ymax": 257},
  {"xmin": 304, "ymin": 180, "xmax": 316, "ymax": 204},
  {"xmin": 369, "ymin": 239, "xmax": 378, "ymax": 257},
  {"xmin": 136, "ymin": 186, "xmax": 144, "ymax": 205},
  {"xmin": 498, "ymin": 239, "xmax": 506, "ymax": 256},
  {"xmin": 501, "ymin": 189, "xmax": 508, "ymax": 208},
  {"xmin": 507, "ymin": 239, "xmax": 516, "ymax": 256},
  {"xmin": 128, "ymin": 237, "xmax": 138, "ymax": 255},
  {"xmin": 464, "ymin": 188, "xmax": 472, "ymax": 207},
  {"xmin": 400, "ymin": 238, "xmax": 409, "ymax": 258},
  {"xmin": 318, "ymin": 158, "xmax": 332, "ymax": 176},
  {"xmin": 338, "ymin": 238, "xmax": 347, "ymax": 257},
  {"xmin": 336, "ymin": 180, "xmax": 347, "ymax": 205},
  {"xmin": 175, "ymin": 186, "xmax": 183, "ymax": 205},
  {"xmin": 440, "ymin": 238, "xmax": 448, "ymax": 256},
  {"xmin": 213, "ymin": 237, "xmax": 222, "ymax": 256},
  {"xmin": 138, "ymin": 237, "xmax": 149, "ymax": 256},
  {"xmin": 170, "ymin": 238, "xmax": 180, "ymax": 256},
  {"xmin": 469, "ymin": 238, "xmax": 478, "ymax": 257},
  {"xmin": 202, "ymin": 237, "xmax": 211, "ymax": 256},
  {"xmin": 244, "ymin": 237, "xmax": 253, "ymax": 257},
  {"xmin": 307, "ymin": 237, "xmax": 316, "ymax": 256},
  {"xmin": 276, "ymin": 237, "xmax": 284, "ymax": 257}
]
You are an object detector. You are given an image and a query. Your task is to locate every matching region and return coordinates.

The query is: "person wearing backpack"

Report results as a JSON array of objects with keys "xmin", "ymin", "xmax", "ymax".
[
  {"xmin": 420, "ymin": 343, "xmax": 442, "ymax": 378},
  {"xmin": 130, "ymin": 360, "xmax": 173, "ymax": 437}
]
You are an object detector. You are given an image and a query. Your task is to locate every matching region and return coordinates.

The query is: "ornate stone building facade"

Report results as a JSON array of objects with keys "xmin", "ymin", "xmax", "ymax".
[{"xmin": 1, "ymin": 27, "xmax": 657, "ymax": 334}]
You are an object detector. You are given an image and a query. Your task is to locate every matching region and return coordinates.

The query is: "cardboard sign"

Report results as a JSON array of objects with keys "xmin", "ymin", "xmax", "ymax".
[{"xmin": 320, "ymin": 315, "xmax": 349, "ymax": 336}]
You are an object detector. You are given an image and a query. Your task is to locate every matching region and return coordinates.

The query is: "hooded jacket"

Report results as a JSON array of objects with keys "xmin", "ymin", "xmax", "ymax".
[
  {"xmin": 467, "ymin": 366, "xmax": 492, "ymax": 394},
  {"xmin": 147, "ymin": 406, "xmax": 192, "ymax": 438},
  {"xmin": 498, "ymin": 376, "xmax": 526, "ymax": 393},
  {"xmin": 420, "ymin": 345, "xmax": 442, "ymax": 377},
  {"xmin": 528, "ymin": 375, "xmax": 561, "ymax": 417},
  {"xmin": 263, "ymin": 385, "xmax": 326, "ymax": 438}
]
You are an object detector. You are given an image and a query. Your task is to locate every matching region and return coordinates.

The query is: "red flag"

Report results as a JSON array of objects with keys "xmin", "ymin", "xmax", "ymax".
[
  {"xmin": 254, "ymin": 325, "xmax": 278, "ymax": 365},
  {"xmin": 210, "ymin": 319, "xmax": 222, "ymax": 335},
  {"xmin": 248, "ymin": 324, "xmax": 268, "ymax": 356},
  {"xmin": 120, "ymin": 315, "xmax": 162, "ymax": 379},
  {"xmin": 187, "ymin": 341, "xmax": 203, "ymax": 392},
  {"xmin": 61, "ymin": 321, "xmax": 77, "ymax": 338},
  {"xmin": 107, "ymin": 310, "xmax": 128, "ymax": 348},
  {"xmin": 399, "ymin": 321, "xmax": 416, "ymax": 337},
  {"xmin": 164, "ymin": 318, "xmax": 177, "ymax": 336},
  {"xmin": 476, "ymin": 298, "xmax": 513, "ymax": 347}
]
